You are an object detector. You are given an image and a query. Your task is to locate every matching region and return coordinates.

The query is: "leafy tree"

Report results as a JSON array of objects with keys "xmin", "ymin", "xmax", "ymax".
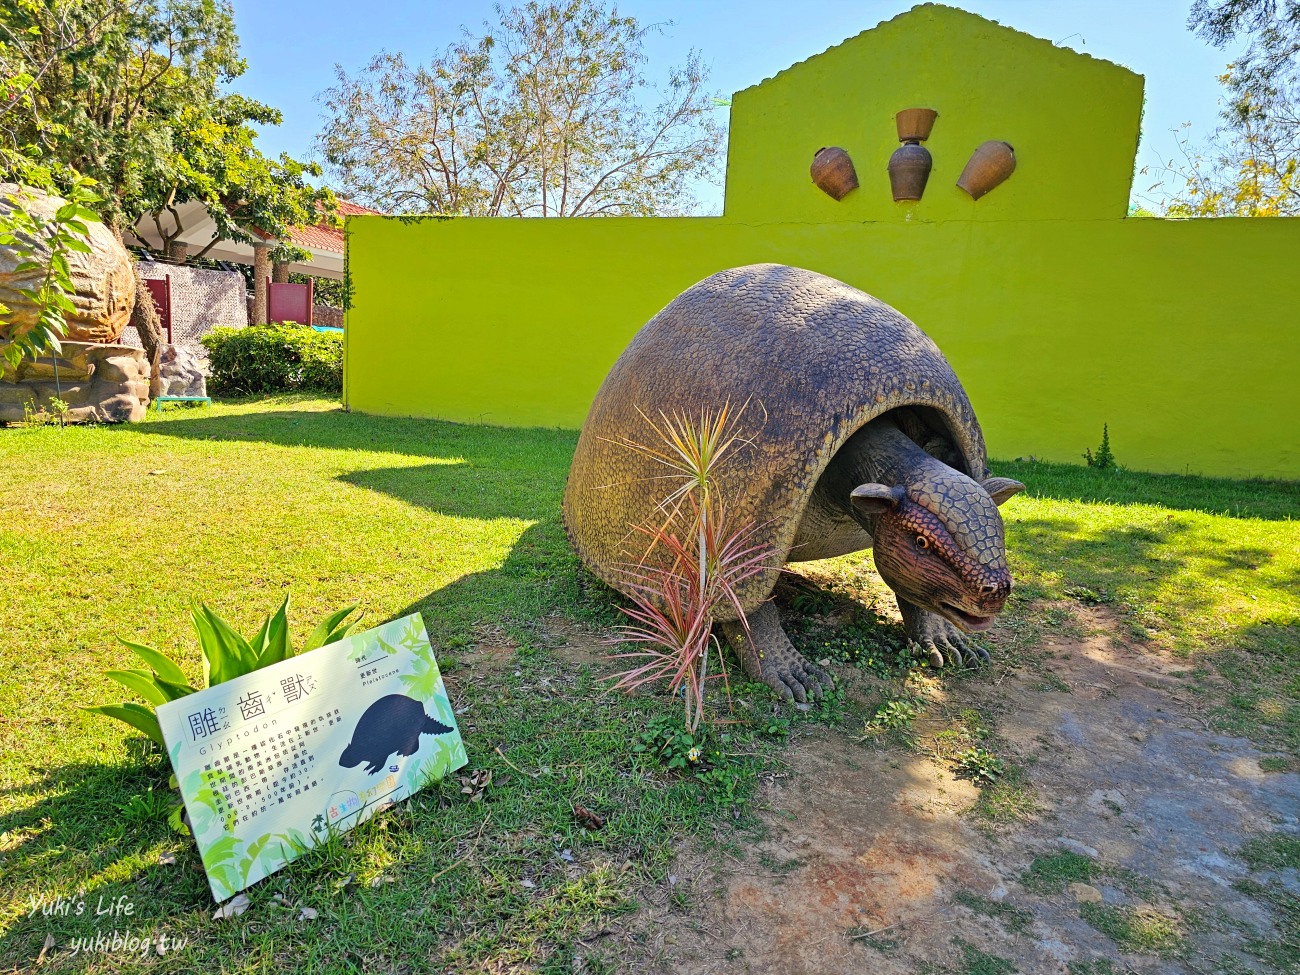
[
  {"xmin": 1191, "ymin": 0, "xmax": 1300, "ymax": 104},
  {"xmin": 146, "ymin": 95, "xmax": 334, "ymax": 262},
  {"xmin": 1152, "ymin": 1, "xmax": 1300, "ymax": 215},
  {"xmin": 0, "ymin": 0, "xmax": 332, "ymax": 252},
  {"xmin": 317, "ymin": 0, "xmax": 724, "ymax": 217}
]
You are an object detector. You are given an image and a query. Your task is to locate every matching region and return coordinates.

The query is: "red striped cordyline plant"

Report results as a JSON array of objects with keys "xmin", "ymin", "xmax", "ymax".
[{"xmin": 604, "ymin": 403, "xmax": 774, "ymax": 732}]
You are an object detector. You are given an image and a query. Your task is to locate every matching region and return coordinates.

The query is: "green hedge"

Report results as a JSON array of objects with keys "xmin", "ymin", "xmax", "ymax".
[{"xmin": 201, "ymin": 323, "xmax": 342, "ymax": 396}]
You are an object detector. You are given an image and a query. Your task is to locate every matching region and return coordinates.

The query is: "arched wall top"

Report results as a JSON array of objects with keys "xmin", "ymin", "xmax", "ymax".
[{"xmin": 724, "ymin": 4, "xmax": 1145, "ymax": 223}]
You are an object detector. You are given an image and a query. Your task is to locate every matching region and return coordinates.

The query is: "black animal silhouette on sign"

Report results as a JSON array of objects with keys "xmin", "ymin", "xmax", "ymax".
[{"xmin": 339, "ymin": 694, "xmax": 453, "ymax": 775}]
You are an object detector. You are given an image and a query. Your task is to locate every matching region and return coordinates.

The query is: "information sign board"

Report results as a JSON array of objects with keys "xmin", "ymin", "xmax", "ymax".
[{"xmin": 157, "ymin": 613, "xmax": 466, "ymax": 902}]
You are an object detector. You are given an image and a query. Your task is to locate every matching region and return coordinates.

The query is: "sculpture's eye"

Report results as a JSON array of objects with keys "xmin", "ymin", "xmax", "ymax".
[{"xmin": 914, "ymin": 535, "xmax": 930, "ymax": 552}]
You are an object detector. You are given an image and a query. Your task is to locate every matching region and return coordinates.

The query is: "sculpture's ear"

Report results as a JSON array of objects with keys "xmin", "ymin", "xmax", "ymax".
[
  {"xmin": 850, "ymin": 483, "xmax": 906, "ymax": 515},
  {"xmin": 981, "ymin": 477, "xmax": 1026, "ymax": 506}
]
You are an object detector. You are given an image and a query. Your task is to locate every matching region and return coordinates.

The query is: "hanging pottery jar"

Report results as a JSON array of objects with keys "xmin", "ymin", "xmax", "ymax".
[
  {"xmin": 895, "ymin": 108, "xmax": 938, "ymax": 143},
  {"xmin": 888, "ymin": 142, "xmax": 932, "ymax": 201},
  {"xmin": 811, "ymin": 146, "xmax": 859, "ymax": 200},
  {"xmin": 957, "ymin": 141, "xmax": 1016, "ymax": 199}
]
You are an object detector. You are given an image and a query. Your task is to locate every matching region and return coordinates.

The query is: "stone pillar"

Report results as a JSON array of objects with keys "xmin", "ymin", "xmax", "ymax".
[
  {"xmin": 168, "ymin": 239, "xmax": 190, "ymax": 263},
  {"xmin": 272, "ymin": 260, "xmax": 290, "ymax": 284},
  {"xmin": 252, "ymin": 241, "xmax": 271, "ymax": 325}
]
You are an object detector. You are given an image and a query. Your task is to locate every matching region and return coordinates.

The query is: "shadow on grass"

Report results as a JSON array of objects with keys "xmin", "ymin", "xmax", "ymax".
[
  {"xmin": 138, "ymin": 406, "xmax": 624, "ymax": 641},
  {"xmin": 992, "ymin": 457, "xmax": 1300, "ymax": 522},
  {"xmin": 0, "ymin": 409, "xmax": 603, "ymax": 956},
  {"xmin": 1004, "ymin": 510, "xmax": 1299, "ymax": 751},
  {"xmin": 0, "ymin": 755, "xmax": 222, "ymax": 956},
  {"xmin": 1008, "ymin": 515, "xmax": 1299, "ymax": 609}
]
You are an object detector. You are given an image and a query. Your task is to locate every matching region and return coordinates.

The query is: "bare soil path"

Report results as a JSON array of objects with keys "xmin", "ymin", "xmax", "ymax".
[{"xmin": 602, "ymin": 608, "xmax": 1299, "ymax": 975}]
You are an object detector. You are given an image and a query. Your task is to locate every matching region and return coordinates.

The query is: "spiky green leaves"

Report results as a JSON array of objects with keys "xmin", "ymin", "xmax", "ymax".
[{"xmin": 82, "ymin": 595, "xmax": 361, "ymax": 746}]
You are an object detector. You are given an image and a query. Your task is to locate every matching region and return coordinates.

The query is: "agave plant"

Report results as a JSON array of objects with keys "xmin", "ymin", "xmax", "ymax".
[
  {"xmin": 604, "ymin": 403, "xmax": 774, "ymax": 732},
  {"xmin": 83, "ymin": 595, "xmax": 361, "ymax": 747}
]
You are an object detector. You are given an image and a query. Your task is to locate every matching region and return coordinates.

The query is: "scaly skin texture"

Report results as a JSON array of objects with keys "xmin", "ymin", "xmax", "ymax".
[
  {"xmin": 831, "ymin": 419, "xmax": 1021, "ymax": 667},
  {"xmin": 563, "ymin": 264, "xmax": 1021, "ymax": 702}
]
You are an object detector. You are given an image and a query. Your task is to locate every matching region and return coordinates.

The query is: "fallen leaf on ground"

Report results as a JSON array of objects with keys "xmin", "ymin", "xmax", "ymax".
[
  {"xmin": 573, "ymin": 803, "xmax": 605, "ymax": 830},
  {"xmin": 212, "ymin": 893, "xmax": 250, "ymax": 920},
  {"xmin": 299, "ymin": 907, "xmax": 318, "ymax": 921},
  {"xmin": 458, "ymin": 769, "xmax": 492, "ymax": 802}
]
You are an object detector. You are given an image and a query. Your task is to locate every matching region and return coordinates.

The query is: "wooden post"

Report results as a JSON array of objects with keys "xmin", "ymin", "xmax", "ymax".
[{"xmin": 253, "ymin": 242, "xmax": 271, "ymax": 325}]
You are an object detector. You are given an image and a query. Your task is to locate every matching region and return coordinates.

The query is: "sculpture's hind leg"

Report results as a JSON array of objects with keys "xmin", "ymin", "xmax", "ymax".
[{"xmin": 721, "ymin": 602, "xmax": 831, "ymax": 704}]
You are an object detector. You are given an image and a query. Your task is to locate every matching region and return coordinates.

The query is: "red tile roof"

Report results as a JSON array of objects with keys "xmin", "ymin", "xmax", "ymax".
[{"xmin": 253, "ymin": 199, "xmax": 382, "ymax": 255}]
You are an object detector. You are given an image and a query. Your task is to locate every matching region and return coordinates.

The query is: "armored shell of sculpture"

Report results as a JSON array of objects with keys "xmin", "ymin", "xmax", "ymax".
[
  {"xmin": 0, "ymin": 184, "xmax": 135, "ymax": 344},
  {"xmin": 563, "ymin": 263, "xmax": 990, "ymax": 621}
]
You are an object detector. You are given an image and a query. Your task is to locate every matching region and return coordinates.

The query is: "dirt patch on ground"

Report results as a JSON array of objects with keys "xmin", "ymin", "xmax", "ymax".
[{"xmin": 601, "ymin": 609, "xmax": 1299, "ymax": 974}]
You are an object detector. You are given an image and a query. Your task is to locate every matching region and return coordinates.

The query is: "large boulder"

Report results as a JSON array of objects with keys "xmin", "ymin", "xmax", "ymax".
[
  {"xmin": 158, "ymin": 343, "xmax": 207, "ymax": 398},
  {"xmin": 0, "ymin": 184, "xmax": 135, "ymax": 344},
  {"xmin": 0, "ymin": 342, "xmax": 150, "ymax": 424}
]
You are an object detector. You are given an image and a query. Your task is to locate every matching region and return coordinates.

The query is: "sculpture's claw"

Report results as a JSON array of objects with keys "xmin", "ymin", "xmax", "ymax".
[
  {"xmin": 901, "ymin": 601, "xmax": 993, "ymax": 671},
  {"xmin": 964, "ymin": 642, "xmax": 992, "ymax": 667},
  {"xmin": 722, "ymin": 602, "xmax": 831, "ymax": 706}
]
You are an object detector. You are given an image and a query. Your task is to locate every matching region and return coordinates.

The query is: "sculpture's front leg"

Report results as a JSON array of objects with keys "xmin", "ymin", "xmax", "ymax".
[{"xmin": 898, "ymin": 598, "xmax": 991, "ymax": 669}]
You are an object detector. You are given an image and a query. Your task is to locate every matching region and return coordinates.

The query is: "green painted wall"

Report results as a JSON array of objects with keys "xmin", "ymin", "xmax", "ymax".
[
  {"xmin": 725, "ymin": 5, "xmax": 1144, "ymax": 224},
  {"xmin": 344, "ymin": 5, "xmax": 1300, "ymax": 480}
]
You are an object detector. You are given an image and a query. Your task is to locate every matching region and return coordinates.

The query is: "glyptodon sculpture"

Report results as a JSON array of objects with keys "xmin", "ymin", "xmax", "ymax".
[
  {"xmin": 0, "ymin": 183, "xmax": 135, "ymax": 345},
  {"xmin": 563, "ymin": 264, "xmax": 1024, "ymax": 703}
]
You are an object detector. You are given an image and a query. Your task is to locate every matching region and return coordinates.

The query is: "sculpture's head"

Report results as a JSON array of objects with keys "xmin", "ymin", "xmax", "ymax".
[{"xmin": 850, "ymin": 473, "xmax": 1024, "ymax": 631}]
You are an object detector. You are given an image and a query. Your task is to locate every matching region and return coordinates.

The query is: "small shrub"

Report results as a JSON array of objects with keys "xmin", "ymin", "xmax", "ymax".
[
  {"xmin": 606, "ymin": 403, "xmax": 772, "ymax": 732},
  {"xmin": 21, "ymin": 397, "xmax": 64, "ymax": 427},
  {"xmin": 83, "ymin": 594, "xmax": 361, "ymax": 749},
  {"xmin": 954, "ymin": 747, "xmax": 1006, "ymax": 785},
  {"xmin": 201, "ymin": 322, "xmax": 343, "ymax": 395},
  {"xmin": 1083, "ymin": 423, "xmax": 1117, "ymax": 469},
  {"xmin": 633, "ymin": 713, "xmax": 703, "ymax": 771},
  {"xmin": 631, "ymin": 713, "xmax": 750, "ymax": 806}
]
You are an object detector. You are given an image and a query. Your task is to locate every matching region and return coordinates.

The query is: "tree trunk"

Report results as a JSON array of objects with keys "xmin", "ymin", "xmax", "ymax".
[{"xmin": 130, "ymin": 264, "xmax": 164, "ymax": 400}]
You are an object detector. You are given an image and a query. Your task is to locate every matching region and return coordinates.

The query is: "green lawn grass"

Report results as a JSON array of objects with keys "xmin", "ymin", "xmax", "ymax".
[
  {"xmin": 994, "ymin": 457, "xmax": 1300, "ymax": 754},
  {"xmin": 1, "ymin": 398, "xmax": 1296, "ymax": 973}
]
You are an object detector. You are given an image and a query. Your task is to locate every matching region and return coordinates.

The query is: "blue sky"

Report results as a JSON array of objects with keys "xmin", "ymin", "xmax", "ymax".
[{"xmin": 230, "ymin": 0, "xmax": 1242, "ymax": 212}]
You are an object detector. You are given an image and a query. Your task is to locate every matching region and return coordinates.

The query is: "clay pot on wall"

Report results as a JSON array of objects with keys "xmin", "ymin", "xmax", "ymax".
[
  {"xmin": 887, "ymin": 108, "xmax": 938, "ymax": 202},
  {"xmin": 811, "ymin": 147, "xmax": 859, "ymax": 200},
  {"xmin": 957, "ymin": 141, "xmax": 1016, "ymax": 200},
  {"xmin": 895, "ymin": 108, "xmax": 938, "ymax": 143},
  {"xmin": 888, "ymin": 142, "xmax": 933, "ymax": 201}
]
